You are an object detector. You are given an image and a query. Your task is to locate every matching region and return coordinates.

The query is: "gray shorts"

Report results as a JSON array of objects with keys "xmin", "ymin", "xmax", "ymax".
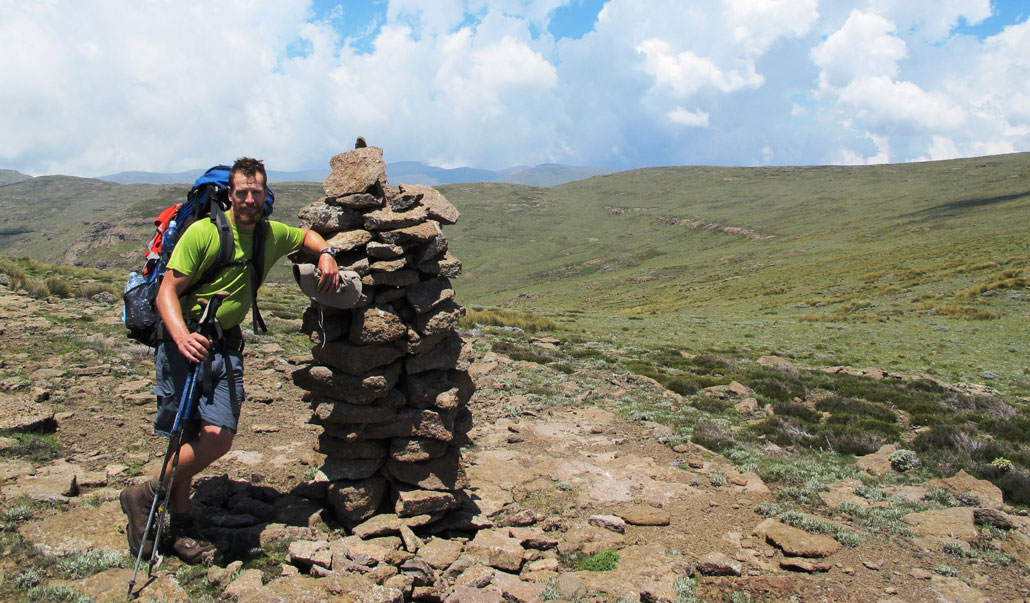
[{"xmin": 152, "ymin": 341, "xmax": 245, "ymax": 438}]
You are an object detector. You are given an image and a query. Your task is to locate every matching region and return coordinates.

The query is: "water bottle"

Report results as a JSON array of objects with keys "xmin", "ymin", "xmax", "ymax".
[{"xmin": 121, "ymin": 271, "xmax": 145, "ymax": 322}]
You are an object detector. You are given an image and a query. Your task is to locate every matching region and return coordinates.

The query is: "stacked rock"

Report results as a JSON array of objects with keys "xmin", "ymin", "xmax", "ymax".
[{"xmin": 290, "ymin": 143, "xmax": 475, "ymax": 533}]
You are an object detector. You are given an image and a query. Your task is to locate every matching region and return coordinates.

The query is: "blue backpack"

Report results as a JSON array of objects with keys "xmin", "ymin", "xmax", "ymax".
[{"xmin": 122, "ymin": 166, "xmax": 275, "ymax": 345}]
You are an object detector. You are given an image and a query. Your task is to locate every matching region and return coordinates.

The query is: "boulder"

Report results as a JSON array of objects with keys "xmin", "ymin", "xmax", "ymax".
[
  {"xmin": 390, "ymin": 438, "xmax": 449, "ymax": 463},
  {"xmin": 327, "ymin": 477, "xmax": 389, "ymax": 524},
  {"xmin": 319, "ymin": 457, "xmax": 384, "ymax": 482},
  {"xmin": 417, "ymin": 251, "xmax": 463, "ymax": 278},
  {"xmin": 292, "ymin": 362, "xmax": 402, "ymax": 405},
  {"xmin": 855, "ymin": 444, "xmax": 898, "ymax": 476},
  {"xmin": 297, "ymin": 202, "xmax": 362, "ymax": 235},
  {"xmin": 360, "ymin": 408, "xmax": 457, "ymax": 442},
  {"xmin": 406, "ymin": 277, "xmax": 454, "ymax": 314},
  {"xmin": 618, "ymin": 504, "xmax": 672, "ymax": 526},
  {"xmin": 379, "ymin": 220, "xmax": 442, "ymax": 245},
  {"xmin": 765, "ymin": 522, "xmax": 841, "ymax": 558},
  {"xmin": 466, "ymin": 529, "xmax": 525, "ymax": 572},
  {"xmin": 312, "ymin": 340, "xmax": 406, "ymax": 376},
  {"xmin": 325, "ymin": 146, "xmax": 387, "ymax": 198},
  {"xmin": 901, "ymin": 507, "xmax": 977, "ymax": 542},
  {"xmin": 364, "ymin": 206, "xmax": 428, "ymax": 230},
  {"xmin": 412, "ymin": 300, "xmax": 464, "ymax": 337},
  {"xmin": 696, "ymin": 552, "xmax": 744, "ymax": 576},
  {"xmin": 925, "ymin": 470, "xmax": 1004, "ymax": 510},
  {"xmin": 399, "ymin": 184, "xmax": 460, "ymax": 225},
  {"xmin": 350, "ymin": 305, "xmax": 408, "ymax": 345},
  {"xmin": 326, "ymin": 228, "xmax": 372, "ymax": 252},
  {"xmin": 394, "ymin": 488, "xmax": 460, "ymax": 517},
  {"xmin": 405, "ymin": 334, "xmax": 474, "ymax": 375},
  {"xmin": 327, "ymin": 192, "xmax": 384, "ymax": 210},
  {"xmin": 386, "ymin": 447, "xmax": 464, "ymax": 491}
]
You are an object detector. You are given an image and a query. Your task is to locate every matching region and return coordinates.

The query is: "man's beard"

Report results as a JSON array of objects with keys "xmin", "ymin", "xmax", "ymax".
[{"xmin": 234, "ymin": 204, "xmax": 263, "ymax": 227}]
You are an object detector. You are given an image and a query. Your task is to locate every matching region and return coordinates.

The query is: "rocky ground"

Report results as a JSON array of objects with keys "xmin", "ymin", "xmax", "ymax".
[{"xmin": 2, "ymin": 285, "xmax": 1030, "ymax": 602}]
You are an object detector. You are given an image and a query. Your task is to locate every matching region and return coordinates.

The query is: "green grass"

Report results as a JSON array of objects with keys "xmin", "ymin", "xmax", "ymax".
[
  {"xmin": 0, "ymin": 431, "xmax": 62, "ymax": 463},
  {"xmin": 570, "ymin": 549, "xmax": 619, "ymax": 572}
]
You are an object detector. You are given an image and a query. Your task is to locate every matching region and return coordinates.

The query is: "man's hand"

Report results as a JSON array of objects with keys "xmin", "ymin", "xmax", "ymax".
[
  {"xmin": 301, "ymin": 228, "xmax": 341, "ymax": 293},
  {"xmin": 316, "ymin": 251, "xmax": 340, "ymax": 293},
  {"xmin": 175, "ymin": 331, "xmax": 211, "ymax": 363}
]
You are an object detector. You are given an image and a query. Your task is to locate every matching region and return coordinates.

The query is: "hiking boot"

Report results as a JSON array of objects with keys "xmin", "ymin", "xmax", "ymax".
[
  {"xmin": 169, "ymin": 513, "xmax": 218, "ymax": 565},
  {"xmin": 120, "ymin": 480, "xmax": 158, "ymax": 558}
]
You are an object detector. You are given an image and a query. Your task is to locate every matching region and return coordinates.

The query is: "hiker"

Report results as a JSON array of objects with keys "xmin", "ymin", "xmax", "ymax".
[{"xmin": 120, "ymin": 157, "xmax": 340, "ymax": 563}]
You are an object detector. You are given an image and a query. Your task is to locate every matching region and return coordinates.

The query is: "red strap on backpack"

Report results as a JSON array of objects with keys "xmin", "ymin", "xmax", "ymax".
[{"xmin": 143, "ymin": 203, "xmax": 181, "ymax": 277}]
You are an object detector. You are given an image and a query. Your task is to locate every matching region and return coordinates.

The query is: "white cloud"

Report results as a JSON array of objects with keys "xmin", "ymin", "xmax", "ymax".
[
  {"xmin": 811, "ymin": 10, "xmax": 906, "ymax": 88},
  {"xmin": 724, "ymin": 0, "xmax": 820, "ymax": 53},
  {"xmin": 0, "ymin": 1, "xmax": 1026, "ymax": 175},
  {"xmin": 836, "ymin": 132, "xmax": 890, "ymax": 165},
  {"xmin": 637, "ymin": 39, "xmax": 764, "ymax": 97},
  {"xmin": 836, "ymin": 76, "xmax": 966, "ymax": 131},
  {"xmin": 868, "ymin": 0, "xmax": 991, "ymax": 43},
  {"xmin": 667, "ymin": 107, "xmax": 710, "ymax": 127}
]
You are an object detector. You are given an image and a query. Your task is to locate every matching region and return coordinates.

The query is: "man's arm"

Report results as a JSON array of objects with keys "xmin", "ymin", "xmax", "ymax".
[
  {"xmin": 299, "ymin": 228, "xmax": 340, "ymax": 293},
  {"xmin": 156, "ymin": 269, "xmax": 211, "ymax": 362}
]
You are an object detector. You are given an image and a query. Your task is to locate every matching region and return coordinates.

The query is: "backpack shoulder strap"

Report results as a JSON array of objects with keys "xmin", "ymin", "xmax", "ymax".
[
  {"xmin": 249, "ymin": 219, "xmax": 269, "ymax": 333},
  {"xmin": 182, "ymin": 204, "xmax": 245, "ymax": 298}
]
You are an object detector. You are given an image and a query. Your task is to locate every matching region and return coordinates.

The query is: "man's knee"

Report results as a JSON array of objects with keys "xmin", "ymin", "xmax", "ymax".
[{"xmin": 200, "ymin": 424, "xmax": 234, "ymax": 458}]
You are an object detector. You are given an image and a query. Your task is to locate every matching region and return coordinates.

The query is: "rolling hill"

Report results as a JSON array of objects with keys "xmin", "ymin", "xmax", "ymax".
[{"xmin": 1, "ymin": 153, "xmax": 1027, "ymax": 391}]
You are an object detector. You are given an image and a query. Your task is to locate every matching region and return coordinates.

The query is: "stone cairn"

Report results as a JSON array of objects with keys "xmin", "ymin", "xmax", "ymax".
[{"xmin": 289, "ymin": 142, "xmax": 476, "ymax": 536}]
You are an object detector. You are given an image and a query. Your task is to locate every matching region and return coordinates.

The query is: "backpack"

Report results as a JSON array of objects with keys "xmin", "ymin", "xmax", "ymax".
[{"xmin": 122, "ymin": 165, "xmax": 275, "ymax": 346}]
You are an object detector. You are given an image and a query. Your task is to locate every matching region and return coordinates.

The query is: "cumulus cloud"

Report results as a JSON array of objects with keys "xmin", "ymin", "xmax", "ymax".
[
  {"xmin": 0, "ymin": 0, "xmax": 1026, "ymax": 175},
  {"xmin": 667, "ymin": 107, "xmax": 710, "ymax": 127},
  {"xmin": 811, "ymin": 10, "xmax": 907, "ymax": 88}
]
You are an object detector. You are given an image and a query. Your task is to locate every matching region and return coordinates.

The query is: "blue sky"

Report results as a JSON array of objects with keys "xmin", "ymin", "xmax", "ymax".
[{"xmin": 1, "ymin": 1, "xmax": 1028, "ymax": 176}]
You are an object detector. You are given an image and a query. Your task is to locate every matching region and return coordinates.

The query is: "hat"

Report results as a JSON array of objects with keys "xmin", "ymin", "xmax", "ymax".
[{"xmin": 293, "ymin": 263, "xmax": 362, "ymax": 309}]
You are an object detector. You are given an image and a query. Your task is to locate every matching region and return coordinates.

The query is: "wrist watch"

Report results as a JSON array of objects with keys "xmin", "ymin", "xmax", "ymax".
[{"xmin": 319, "ymin": 247, "xmax": 336, "ymax": 259}]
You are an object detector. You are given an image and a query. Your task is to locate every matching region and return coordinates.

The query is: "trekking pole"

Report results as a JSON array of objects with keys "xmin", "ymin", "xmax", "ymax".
[{"xmin": 127, "ymin": 292, "xmax": 228, "ymax": 596}]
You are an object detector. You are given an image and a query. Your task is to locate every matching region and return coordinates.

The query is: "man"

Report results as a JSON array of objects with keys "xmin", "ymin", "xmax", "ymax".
[{"xmin": 120, "ymin": 157, "xmax": 340, "ymax": 563}]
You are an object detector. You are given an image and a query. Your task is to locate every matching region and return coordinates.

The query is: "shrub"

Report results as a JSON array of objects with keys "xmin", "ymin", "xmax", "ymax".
[
  {"xmin": 574, "ymin": 549, "xmax": 619, "ymax": 572},
  {"xmin": 56, "ymin": 548, "xmax": 127, "ymax": 578},
  {"xmin": 691, "ymin": 420, "xmax": 736, "ymax": 452},
  {"xmin": 889, "ymin": 449, "xmax": 918, "ymax": 472},
  {"xmin": 45, "ymin": 276, "xmax": 73, "ymax": 297},
  {"xmin": 771, "ymin": 401, "xmax": 820, "ymax": 423},
  {"xmin": 816, "ymin": 396, "xmax": 897, "ymax": 423}
]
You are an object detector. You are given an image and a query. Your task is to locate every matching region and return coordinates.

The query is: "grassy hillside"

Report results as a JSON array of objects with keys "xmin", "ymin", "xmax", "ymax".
[
  {"xmin": 440, "ymin": 154, "xmax": 1030, "ymax": 394},
  {"xmin": 1, "ymin": 154, "xmax": 1027, "ymax": 393}
]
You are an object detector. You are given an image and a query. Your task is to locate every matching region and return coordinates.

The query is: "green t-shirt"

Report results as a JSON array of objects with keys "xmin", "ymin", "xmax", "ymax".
[{"xmin": 166, "ymin": 218, "xmax": 305, "ymax": 329}]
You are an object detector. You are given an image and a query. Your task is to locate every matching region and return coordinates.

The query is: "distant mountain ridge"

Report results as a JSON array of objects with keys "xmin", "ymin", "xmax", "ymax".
[
  {"xmin": 93, "ymin": 162, "xmax": 610, "ymax": 187},
  {"xmin": 0, "ymin": 169, "xmax": 32, "ymax": 187}
]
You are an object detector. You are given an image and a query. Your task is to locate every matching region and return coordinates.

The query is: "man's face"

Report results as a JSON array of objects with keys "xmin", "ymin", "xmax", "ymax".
[{"xmin": 229, "ymin": 172, "xmax": 266, "ymax": 229}]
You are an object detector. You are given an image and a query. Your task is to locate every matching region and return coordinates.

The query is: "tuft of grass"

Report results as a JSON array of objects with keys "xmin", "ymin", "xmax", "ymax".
[
  {"xmin": 55, "ymin": 548, "xmax": 127, "ymax": 578},
  {"xmin": 461, "ymin": 307, "xmax": 559, "ymax": 331},
  {"xmin": 23, "ymin": 585, "xmax": 92, "ymax": 603},
  {"xmin": 572, "ymin": 549, "xmax": 620, "ymax": 572},
  {"xmin": 0, "ymin": 431, "xmax": 62, "ymax": 462}
]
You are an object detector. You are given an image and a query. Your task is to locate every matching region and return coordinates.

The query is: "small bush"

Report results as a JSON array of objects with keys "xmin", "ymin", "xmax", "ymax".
[
  {"xmin": 25, "ymin": 585, "xmax": 92, "ymax": 603},
  {"xmin": 933, "ymin": 564, "xmax": 959, "ymax": 577},
  {"xmin": 691, "ymin": 420, "xmax": 736, "ymax": 452},
  {"xmin": 772, "ymin": 401, "xmax": 820, "ymax": 423},
  {"xmin": 574, "ymin": 549, "xmax": 619, "ymax": 572},
  {"xmin": 56, "ymin": 548, "xmax": 127, "ymax": 578},
  {"xmin": 45, "ymin": 276, "xmax": 73, "ymax": 297},
  {"xmin": 889, "ymin": 449, "xmax": 918, "ymax": 472}
]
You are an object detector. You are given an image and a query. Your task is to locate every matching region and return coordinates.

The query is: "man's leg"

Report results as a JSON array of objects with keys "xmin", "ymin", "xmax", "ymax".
[{"xmin": 161, "ymin": 422, "xmax": 234, "ymax": 514}]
